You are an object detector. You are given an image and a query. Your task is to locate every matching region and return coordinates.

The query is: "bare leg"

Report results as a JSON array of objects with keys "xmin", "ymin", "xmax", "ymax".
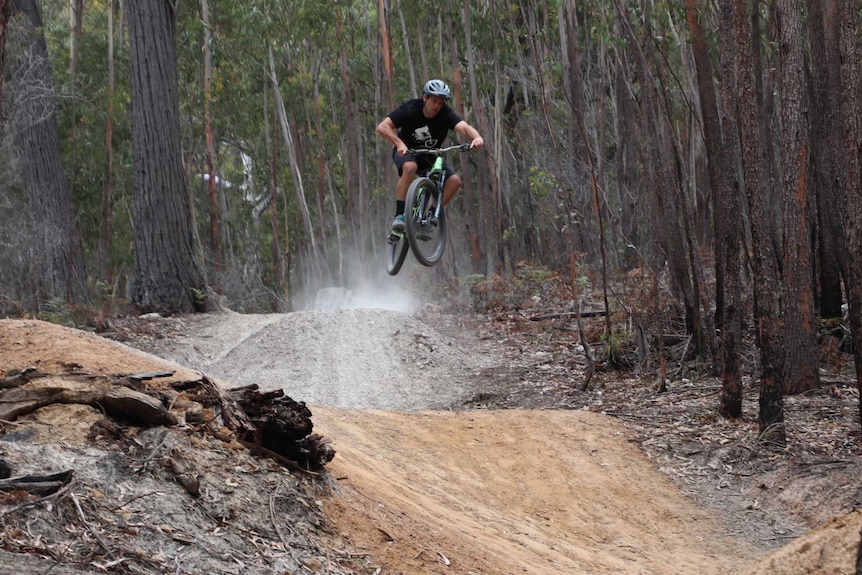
[
  {"xmin": 442, "ymin": 174, "xmax": 462, "ymax": 206},
  {"xmin": 396, "ymin": 161, "xmax": 418, "ymax": 202}
]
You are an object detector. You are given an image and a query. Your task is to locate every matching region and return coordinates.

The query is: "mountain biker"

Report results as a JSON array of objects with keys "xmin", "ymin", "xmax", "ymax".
[{"xmin": 376, "ymin": 79, "xmax": 484, "ymax": 233}]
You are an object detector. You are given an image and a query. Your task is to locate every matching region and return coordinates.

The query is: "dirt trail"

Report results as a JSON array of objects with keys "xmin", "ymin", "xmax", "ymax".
[
  {"xmin": 116, "ymin": 310, "xmax": 759, "ymax": 573},
  {"xmin": 314, "ymin": 407, "xmax": 753, "ymax": 575},
  {"xmin": 2, "ymin": 312, "xmax": 859, "ymax": 574}
]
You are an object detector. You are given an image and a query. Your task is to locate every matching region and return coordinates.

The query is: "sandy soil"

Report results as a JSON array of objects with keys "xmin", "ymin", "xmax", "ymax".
[
  {"xmin": 1, "ymin": 309, "xmax": 860, "ymax": 575},
  {"xmin": 316, "ymin": 407, "xmax": 751, "ymax": 575}
]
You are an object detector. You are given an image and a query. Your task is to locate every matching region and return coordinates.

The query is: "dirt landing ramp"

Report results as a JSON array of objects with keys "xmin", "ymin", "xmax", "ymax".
[{"xmin": 314, "ymin": 406, "xmax": 757, "ymax": 575}]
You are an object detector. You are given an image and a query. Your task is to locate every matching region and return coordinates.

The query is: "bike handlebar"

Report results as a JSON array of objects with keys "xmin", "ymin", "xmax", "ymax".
[{"xmin": 407, "ymin": 143, "xmax": 473, "ymax": 155}]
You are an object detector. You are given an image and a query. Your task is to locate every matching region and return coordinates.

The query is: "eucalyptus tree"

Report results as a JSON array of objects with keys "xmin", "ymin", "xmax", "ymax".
[
  {"xmin": 732, "ymin": 0, "xmax": 785, "ymax": 444},
  {"xmin": 128, "ymin": 0, "xmax": 207, "ymax": 313},
  {"xmin": 807, "ymin": 0, "xmax": 844, "ymax": 321},
  {"xmin": 99, "ymin": 0, "xmax": 117, "ymax": 319},
  {"xmin": 716, "ymin": 0, "xmax": 745, "ymax": 419},
  {"xmin": 614, "ymin": 1, "xmax": 709, "ymax": 355},
  {"xmin": 839, "ymin": 0, "xmax": 862, "ymax": 430},
  {"xmin": 5, "ymin": 0, "xmax": 86, "ymax": 307},
  {"xmin": 685, "ymin": 0, "xmax": 743, "ymax": 404},
  {"xmin": 776, "ymin": 0, "xmax": 819, "ymax": 395}
]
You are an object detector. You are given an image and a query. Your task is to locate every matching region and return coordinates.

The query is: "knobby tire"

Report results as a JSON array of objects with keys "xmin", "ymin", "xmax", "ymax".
[
  {"xmin": 405, "ymin": 177, "xmax": 446, "ymax": 267},
  {"xmin": 386, "ymin": 231, "xmax": 409, "ymax": 275}
]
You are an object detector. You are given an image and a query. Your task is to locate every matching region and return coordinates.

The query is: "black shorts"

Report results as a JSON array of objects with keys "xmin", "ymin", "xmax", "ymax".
[{"xmin": 392, "ymin": 148, "xmax": 455, "ymax": 178}]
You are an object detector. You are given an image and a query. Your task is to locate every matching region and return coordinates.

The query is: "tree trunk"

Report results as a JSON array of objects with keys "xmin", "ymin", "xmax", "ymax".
[
  {"xmin": 809, "ymin": 0, "xmax": 845, "ymax": 319},
  {"xmin": 66, "ymin": 0, "xmax": 83, "ymax": 206},
  {"xmin": 201, "ymin": 0, "xmax": 221, "ymax": 268},
  {"xmin": 838, "ymin": 0, "xmax": 862, "ymax": 431},
  {"xmin": 339, "ymin": 9, "xmax": 361, "ymax": 250},
  {"xmin": 395, "ymin": 1, "xmax": 416, "ymax": 97},
  {"xmin": 263, "ymin": 65, "xmax": 287, "ymax": 312},
  {"xmin": 733, "ymin": 0, "xmax": 785, "ymax": 444},
  {"xmin": 8, "ymin": 0, "xmax": 85, "ymax": 305},
  {"xmin": 717, "ymin": 0, "xmax": 744, "ymax": 419},
  {"xmin": 268, "ymin": 47, "xmax": 322, "ymax": 278},
  {"xmin": 614, "ymin": 32, "xmax": 639, "ymax": 270},
  {"xmin": 377, "ymin": 0, "xmax": 394, "ymax": 110},
  {"xmin": 616, "ymin": 0, "xmax": 699, "ymax": 344},
  {"xmin": 128, "ymin": 0, "xmax": 207, "ymax": 314},
  {"xmin": 687, "ymin": 0, "xmax": 739, "ymax": 378},
  {"xmin": 685, "ymin": 0, "xmax": 724, "ymax": 329},
  {"xmin": 311, "ymin": 65, "xmax": 329, "ymax": 258},
  {"xmin": 777, "ymin": 0, "xmax": 819, "ymax": 395},
  {"xmin": 0, "ymin": 1, "xmax": 9, "ymax": 124},
  {"xmin": 99, "ymin": 0, "xmax": 116, "ymax": 322}
]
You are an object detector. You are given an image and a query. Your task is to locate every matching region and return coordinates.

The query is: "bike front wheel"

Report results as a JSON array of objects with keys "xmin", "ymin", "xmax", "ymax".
[
  {"xmin": 405, "ymin": 177, "xmax": 446, "ymax": 267},
  {"xmin": 386, "ymin": 230, "xmax": 410, "ymax": 275}
]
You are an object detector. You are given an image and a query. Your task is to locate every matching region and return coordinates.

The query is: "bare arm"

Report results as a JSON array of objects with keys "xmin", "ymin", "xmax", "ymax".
[
  {"xmin": 454, "ymin": 120, "xmax": 484, "ymax": 149},
  {"xmin": 376, "ymin": 117, "xmax": 409, "ymax": 156}
]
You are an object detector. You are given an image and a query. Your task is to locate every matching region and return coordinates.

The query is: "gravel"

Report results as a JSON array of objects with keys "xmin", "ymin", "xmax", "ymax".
[{"xmin": 141, "ymin": 307, "xmax": 496, "ymax": 410}]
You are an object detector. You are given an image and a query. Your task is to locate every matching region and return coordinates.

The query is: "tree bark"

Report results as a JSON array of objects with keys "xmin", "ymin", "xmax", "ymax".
[
  {"xmin": 8, "ymin": 0, "xmax": 86, "ymax": 305},
  {"xmin": 613, "ymin": 29, "xmax": 639, "ymax": 270},
  {"xmin": 838, "ymin": 0, "xmax": 862, "ymax": 431},
  {"xmin": 685, "ymin": 0, "xmax": 724, "ymax": 329},
  {"xmin": 201, "ymin": 0, "xmax": 221, "ymax": 268},
  {"xmin": 717, "ymin": 0, "xmax": 744, "ymax": 419},
  {"xmin": 339, "ymin": 8, "xmax": 362, "ymax": 250},
  {"xmin": 263, "ymin": 65, "xmax": 287, "ymax": 312},
  {"xmin": 0, "ymin": 1, "xmax": 10, "ymax": 124},
  {"xmin": 377, "ymin": 0, "xmax": 394, "ymax": 110},
  {"xmin": 98, "ymin": 0, "xmax": 116, "ymax": 327},
  {"xmin": 128, "ymin": 0, "xmax": 207, "ymax": 314},
  {"xmin": 66, "ymin": 0, "xmax": 83, "ymax": 206},
  {"xmin": 777, "ymin": 0, "xmax": 819, "ymax": 395},
  {"xmin": 808, "ymin": 0, "xmax": 845, "ymax": 319},
  {"xmin": 733, "ymin": 0, "xmax": 785, "ymax": 444}
]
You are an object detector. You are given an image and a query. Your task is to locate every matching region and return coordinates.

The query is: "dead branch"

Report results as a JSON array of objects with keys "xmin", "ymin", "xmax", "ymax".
[
  {"xmin": 574, "ymin": 309, "xmax": 596, "ymax": 392},
  {"xmin": 0, "ymin": 469, "xmax": 73, "ymax": 496},
  {"xmin": 71, "ymin": 492, "xmax": 116, "ymax": 559},
  {"xmin": 530, "ymin": 309, "xmax": 606, "ymax": 321},
  {"xmin": 0, "ymin": 385, "xmax": 177, "ymax": 426}
]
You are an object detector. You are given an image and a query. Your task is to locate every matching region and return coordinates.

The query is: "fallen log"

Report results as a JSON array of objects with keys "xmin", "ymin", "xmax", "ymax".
[
  {"xmin": 0, "ymin": 385, "xmax": 177, "ymax": 426},
  {"xmin": 529, "ymin": 309, "xmax": 607, "ymax": 321},
  {"xmin": 0, "ymin": 369, "xmax": 333, "ymax": 472}
]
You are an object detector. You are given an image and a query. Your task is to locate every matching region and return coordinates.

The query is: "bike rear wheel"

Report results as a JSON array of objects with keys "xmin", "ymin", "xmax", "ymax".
[
  {"xmin": 386, "ymin": 230, "xmax": 410, "ymax": 275},
  {"xmin": 405, "ymin": 177, "xmax": 446, "ymax": 267}
]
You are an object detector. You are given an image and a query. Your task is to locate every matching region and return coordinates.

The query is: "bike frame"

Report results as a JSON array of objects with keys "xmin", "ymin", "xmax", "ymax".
[
  {"xmin": 422, "ymin": 156, "xmax": 446, "ymax": 223},
  {"xmin": 408, "ymin": 143, "xmax": 471, "ymax": 219}
]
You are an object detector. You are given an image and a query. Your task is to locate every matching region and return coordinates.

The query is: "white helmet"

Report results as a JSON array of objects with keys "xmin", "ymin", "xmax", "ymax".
[{"xmin": 423, "ymin": 79, "xmax": 451, "ymax": 100}]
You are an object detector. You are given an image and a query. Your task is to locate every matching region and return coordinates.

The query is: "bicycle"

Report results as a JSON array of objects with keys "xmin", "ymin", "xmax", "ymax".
[{"xmin": 386, "ymin": 143, "xmax": 472, "ymax": 275}]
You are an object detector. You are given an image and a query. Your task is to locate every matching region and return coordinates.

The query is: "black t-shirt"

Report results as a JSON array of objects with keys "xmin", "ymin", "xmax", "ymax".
[{"xmin": 387, "ymin": 99, "xmax": 462, "ymax": 149}]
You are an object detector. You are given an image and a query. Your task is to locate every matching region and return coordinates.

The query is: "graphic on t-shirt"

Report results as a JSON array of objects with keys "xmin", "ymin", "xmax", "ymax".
[{"xmin": 412, "ymin": 125, "xmax": 437, "ymax": 148}]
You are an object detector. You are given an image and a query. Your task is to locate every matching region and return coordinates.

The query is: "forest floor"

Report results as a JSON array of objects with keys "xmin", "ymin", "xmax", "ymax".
[{"xmin": 0, "ymin": 277, "xmax": 860, "ymax": 574}]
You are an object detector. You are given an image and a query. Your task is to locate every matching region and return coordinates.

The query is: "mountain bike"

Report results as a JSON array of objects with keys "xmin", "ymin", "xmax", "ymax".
[{"xmin": 386, "ymin": 143, "xmax": 472, "ymax": 275}]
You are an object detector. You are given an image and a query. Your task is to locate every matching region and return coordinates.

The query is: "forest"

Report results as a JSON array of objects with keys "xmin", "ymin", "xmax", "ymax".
[{"xmin": 1, "ymin": 0, "xmax": 862, "ymax": 446}]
